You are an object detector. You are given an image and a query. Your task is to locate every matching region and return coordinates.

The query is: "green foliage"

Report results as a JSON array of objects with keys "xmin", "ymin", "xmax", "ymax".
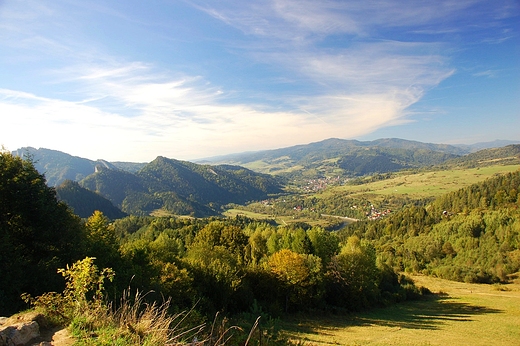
[
  {"xmin": 342, "ymin": 170, "xmax": 520, "ymax": 283},
  {"xmin": 266, "ymin": 249, "xmax": 323, "ymax": 311},
  {"xmin": 58, "ymin": 257, "xmax": 115, "ymax": 315},
  {"xmin": 0, "ymin": 150, "xmax": 86, "ymax": 314},
  {"xmin": 307, "ymin": 227, "xmax": 340, "ymax": 266},
  {"xmin": 25, "ymin": 258, "xmax": 211, "ymax": 346},
  {"xmin": 325, "ymin": 237, "xmax": 380, "ymax": 310},
  {"xmin": 22, "ymin": 257, "xmax": 114, "ymax": 327},
  {"xmin": 56, "ymin": 180, "xmax": 126, "ymax": 219},
  {"xmin": 4, "ymin": 145, "xmax": 445, "ymax": 320}
]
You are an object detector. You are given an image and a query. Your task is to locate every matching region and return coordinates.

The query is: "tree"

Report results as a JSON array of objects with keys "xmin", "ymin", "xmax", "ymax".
[
  {"xmin": 185, "ymin": 243, "xmax": 243, "ymax": 313},
  {"xmin": 84, "ymin": 211, "xmax": 121, "ymax": 271},
  {"xmin": 325, "ymin": 236, "xmax": 379, "ymax": 310},
  {"xmin": 0, "ymin": 150, "xmax": 85, "ymax": 314},
  {"xmin": 191, "ymin": 221, "xmax": 248, "ymax": 263},
  {"xmin": 307, "ymin": 227, "xmax": 339, "ymax": 266},
  {"xmin": 266, "ymin": 249, "xmax": 322, "ymax": 311}
]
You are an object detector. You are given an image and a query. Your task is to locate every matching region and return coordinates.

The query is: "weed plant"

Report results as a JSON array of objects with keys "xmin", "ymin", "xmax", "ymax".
[{"xmin": 23, "ymin": 257, "xmax": 266, "ymax": 345}]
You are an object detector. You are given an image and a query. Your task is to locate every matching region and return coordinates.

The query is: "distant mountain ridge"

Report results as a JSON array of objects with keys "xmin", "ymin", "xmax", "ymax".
[
  {"xmin": 12, "ymin": 147, "xmax": 146, "ymax": 186},
  {"xmin": 200, "ymin": 138, "xmax": 520, "ymax": 178},
  {"xmin": 455, "ymin": 139, "xmax": 520, "ymax": 152},
  {"xmin": 12, "ymin": 147, "xmax": 283, "ymax": 217},
  {"xmin": 442, "ymin": 144, "xmax": 520, "ymax": 168},
  {"xmin": 14, "ymin": 138, "xmax": 520, "ymax": 183},
  {"xmin": 12, "ymin": 139, "xmax": 519, "ymax": 217},
  {"xmin": 200, "ymin": 138, "xmax": 465, "ymax": 177}
]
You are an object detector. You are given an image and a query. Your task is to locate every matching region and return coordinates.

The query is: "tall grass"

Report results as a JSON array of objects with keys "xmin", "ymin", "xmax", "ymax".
[
  {"xmin": 25, "ymin": 257, "xmax": 262, "ymax": 346},
  {"xmin": 71, "ymin": 291, "xmax": 261, "ymax": 345}
]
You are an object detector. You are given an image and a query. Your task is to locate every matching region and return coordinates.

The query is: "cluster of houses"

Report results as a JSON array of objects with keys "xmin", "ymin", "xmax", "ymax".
[
  {"xmin": 300, "ymin": 176, "xmax": 345, "ymax": 192},
  {"xmin": 366, "ymin": 204, "xmax": 392, "ymax": 220}
]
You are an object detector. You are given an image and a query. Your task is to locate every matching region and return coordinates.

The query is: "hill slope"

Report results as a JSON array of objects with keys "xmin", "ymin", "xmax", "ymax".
[
  {"xmin": 12, "ymin": 147, "xmax": 146, "ymax": 186},
  {"xmin": 441, "ymin": 144, "xmax": 520, "ymax": 168},
  {"xmin": 202, "ymin": 138, "xmax": 463, "ymax": 178},
  {"xmin": 340, "ymin": 169, "xmax": 520, "ymax": 283},
  {"xmin": 80, "ymin": 157, "xmax": 283, "ymax": 216},
  {"xmin": 56, "ymin": 180, "xmax": 127, "ymax": 219}
]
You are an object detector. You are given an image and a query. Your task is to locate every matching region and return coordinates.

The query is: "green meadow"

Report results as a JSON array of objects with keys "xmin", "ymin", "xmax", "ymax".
[
  {"xmin": 325, "ymin": 165, "xmax": 520, "ymax": 200},
  {"xmin": 280, "ymin": 275, "xmax": 520, "ymax": 345}
]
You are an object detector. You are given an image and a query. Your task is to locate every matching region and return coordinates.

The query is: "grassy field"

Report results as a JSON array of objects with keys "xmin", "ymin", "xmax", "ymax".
[
  {"xmin": 325, "ymin": 165, "xmax": 520, "ymax": 200},
  {"xmin": 222, "ymin": 208, "xmax": 343, "ymax": 228},
  {"xmin": 280, "ymin": 275, "xmax": 520, "ymax": 345}
]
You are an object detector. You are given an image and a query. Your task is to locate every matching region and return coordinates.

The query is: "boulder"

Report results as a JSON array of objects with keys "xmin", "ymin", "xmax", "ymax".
[
  {"xmin": 0, "ymin": 312, "xmax": 48, "ymax": 346},
  {"xmin": 0, "ymin": 321, "xmax": 39, "ymax": 346}
]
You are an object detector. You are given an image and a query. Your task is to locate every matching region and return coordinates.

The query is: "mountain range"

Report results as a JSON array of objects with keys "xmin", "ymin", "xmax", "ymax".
[
  {"xmin": 13, "ymin": 138, "xmax": 520, "ymax": 218},
  {"xmin": 199, "ymin": 138, "xmax": 520, "ymax": 178}
]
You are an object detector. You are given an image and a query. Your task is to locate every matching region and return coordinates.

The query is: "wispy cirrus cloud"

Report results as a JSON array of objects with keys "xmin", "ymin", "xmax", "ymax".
[
  {"xmin": 0, "ymin": 54, "xmax": 439, "ymax": 161},
  {"xmin": 188, "ymin": 0, "xmax": 457, "ymax": 140},
  {"xmin": 1, "ymin": 0, "xmax": 517, "ymax": 160}
]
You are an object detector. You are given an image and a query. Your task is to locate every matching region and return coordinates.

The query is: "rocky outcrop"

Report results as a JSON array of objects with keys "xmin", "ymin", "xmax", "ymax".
[
  {"xmin": 0, "ymin": 313, "xmax": 46, "ymax": 346},
  {"xmin": 0, "ymin": 321, "xmax": 39, "ymax": 346},
  {"xmin": 0, "ymin": 313, "xmax": 73, "ymax": 346}
]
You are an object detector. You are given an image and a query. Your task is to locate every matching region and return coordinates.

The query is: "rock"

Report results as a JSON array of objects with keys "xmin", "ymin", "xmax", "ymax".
[{"xmin": 0, "ymin": 321, "xmax": 40, "ymax": 346}]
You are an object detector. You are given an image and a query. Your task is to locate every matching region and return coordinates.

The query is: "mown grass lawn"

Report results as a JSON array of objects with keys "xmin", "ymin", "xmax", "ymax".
[{"xmin": 280, "ymin": 274, "xmax": 520, "ymax": 345}]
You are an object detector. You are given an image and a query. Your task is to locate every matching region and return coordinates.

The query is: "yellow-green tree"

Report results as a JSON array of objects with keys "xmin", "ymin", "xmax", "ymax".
[
  {"xmin": 266, "ymin": 249, "xmax": 322, "ymax": 311},
  {"xmin": 85, "ymin": 211, "xmax": 121, "ymax": 270}
]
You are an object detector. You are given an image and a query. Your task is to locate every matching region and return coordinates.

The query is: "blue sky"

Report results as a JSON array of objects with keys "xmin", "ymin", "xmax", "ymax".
[{"xmin": 0, "ymin": 0, "xmax": 518, "ymax": 162}]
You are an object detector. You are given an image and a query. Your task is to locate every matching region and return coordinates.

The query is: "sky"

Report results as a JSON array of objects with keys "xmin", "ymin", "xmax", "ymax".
[{"xmin": 0, "ymin": 0, "xmax": 519, "ymax": 162}]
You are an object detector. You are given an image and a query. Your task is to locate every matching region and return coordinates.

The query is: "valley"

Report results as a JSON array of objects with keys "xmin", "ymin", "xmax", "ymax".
[{"xmin": 4, "ymin": 139, "xmax": 520, "ymax": 345}]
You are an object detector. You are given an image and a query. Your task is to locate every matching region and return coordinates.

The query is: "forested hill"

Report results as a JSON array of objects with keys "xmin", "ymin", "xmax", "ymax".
[
  {"xmin": 201, "ymin": 138, "xmax": 466, "ymax": 177},
  {"xmin": 79, "ymin": 157, "xmax": 283, "ymax": 217},
  {"xmin": 15, "ymin": 140, "xmax": 519, "ymax": 186},
  {"xmin": 340, "ymin": 169, "xmax": 520, "ymax": 283},
  {"xmin": 55, "ymin": 180, "xmax": 127, "ymax": 219},
  {"xmin": 441, "ymin": 144, "xmax": 520, "ymax": 168},
  {"xmin": 12, "ymin": 147, "xmax": 146, "ymax": 186}
]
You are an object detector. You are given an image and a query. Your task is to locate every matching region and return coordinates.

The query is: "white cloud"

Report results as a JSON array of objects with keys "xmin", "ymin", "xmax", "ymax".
[
  {"xmin": 0, "ymin": 55, "xmax": 439, "ymax": 161},
  {"xmin": 3, "ymin": 0, "xmax": 515, "ymax": 161}
]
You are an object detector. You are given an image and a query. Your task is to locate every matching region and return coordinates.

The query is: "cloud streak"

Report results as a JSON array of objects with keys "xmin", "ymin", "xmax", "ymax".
[{"xmin": 1, "ymin": 0, "xmax": 517, "ymax": 161}]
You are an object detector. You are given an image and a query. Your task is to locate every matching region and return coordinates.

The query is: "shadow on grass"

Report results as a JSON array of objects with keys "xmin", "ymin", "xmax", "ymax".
[{"xmin": 283, "ymin": 293, "xmax": 503, "ymax": 337}]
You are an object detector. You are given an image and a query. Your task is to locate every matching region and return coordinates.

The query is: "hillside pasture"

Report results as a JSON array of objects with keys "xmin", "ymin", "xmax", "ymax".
[
  {"xmin": 281, "ymin": 274, "xmax": 520, "ymax": 345},
  {"xmin": 223, "ymin": 208, "xmax": 341, "ymax": 228},
  {"xmin": 330, "ymin": 165, "xmax": 520, "ymax": 200}
]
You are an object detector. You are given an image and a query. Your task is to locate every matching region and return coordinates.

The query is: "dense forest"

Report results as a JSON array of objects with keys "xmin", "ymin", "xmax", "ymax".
[
  {"xmin": 0, "ymin": 151, "xmax": 421, "ymax": 318},
  {"xmin": 79, "ymin": 156, "xmax": 283, "ymax": 217},
  {"xmin": 56, "ymin": 180, "xmax": 127, "ymax": 219},
  {"xmin": 340, "ymin": 170, "xmax": 520, "ymax": 283}
]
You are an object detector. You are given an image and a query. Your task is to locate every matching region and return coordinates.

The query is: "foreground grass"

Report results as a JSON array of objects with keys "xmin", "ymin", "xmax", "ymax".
[{"xmin": 280, "ymin": 274, "xmax": 520, "ymax": 345}]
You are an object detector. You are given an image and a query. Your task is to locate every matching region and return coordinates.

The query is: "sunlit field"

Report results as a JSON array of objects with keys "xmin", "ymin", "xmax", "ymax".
[
  {"xmin": 326, "ymin": 165, "xmax": 520, "ymax": 200},
  {"xmin": 281, "ymin": 274, "xmax": 520, "ymax": 345}
]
